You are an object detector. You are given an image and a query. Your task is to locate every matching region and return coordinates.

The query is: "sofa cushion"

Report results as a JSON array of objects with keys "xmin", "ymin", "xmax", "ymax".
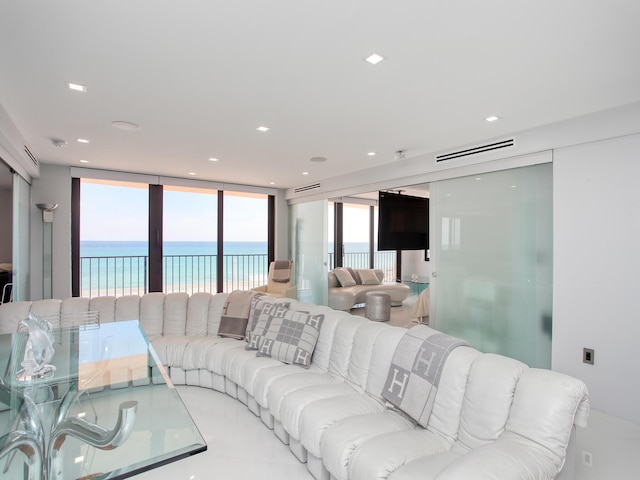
[
  {"xmin": 334, "ymin": 267, "xmax": 356, "ymax": 287},
  {"xmin": 249, "ymin": 308, "xmax": 324, "ymax": 368},
  {"xmin": 358, "ymin": 269, "xmax": 381, "ymax": 285}
]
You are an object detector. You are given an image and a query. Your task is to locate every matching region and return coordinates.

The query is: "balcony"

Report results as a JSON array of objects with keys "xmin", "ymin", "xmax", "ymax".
[{"xmin": 80, "ymin": 251, "xmax": 397, "ymax": 298}]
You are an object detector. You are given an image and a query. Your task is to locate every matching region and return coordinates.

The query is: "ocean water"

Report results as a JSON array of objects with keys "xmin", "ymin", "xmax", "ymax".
[{"xmin": 79, "ymin": 241, "xmax": 373, "ymax": 296}]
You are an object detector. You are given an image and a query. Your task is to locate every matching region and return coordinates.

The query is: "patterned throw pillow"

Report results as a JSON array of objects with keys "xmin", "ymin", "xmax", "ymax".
[
  {"xmin": 358, "ymin": 269, "xmax": 381, "ymax": 285},
  {"xmin": 245, "ymin": 298, "xmax": 291, "ymax": 340},
  {"xmin": 333, "ymin": 267, "xmax": 356, "ymax": 287},
  {"xmin": 247, "ymin": 307, "xmax": 324, "ymax": 368}
]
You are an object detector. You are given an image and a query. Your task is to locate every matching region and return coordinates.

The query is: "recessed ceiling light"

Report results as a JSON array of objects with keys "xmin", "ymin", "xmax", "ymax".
[
  {"xmin": 365, "ymin": 53, "xmax": 385, "ymax": 65},
  {"xmin": 310, "ymin": 156, "xmax": 327, "ymax": 163},
  {"xmin": 302, "ymin": 172, "xmax": 309, "ymax": 175},
  {"xmin": 111, "ymin": 120, "xmax": 140, "ymax": 131},
  {"xmin": 80, "ymin": 159, "xmax": 89, "ymax": 164},
  {"xmin": 485, "ymin": 115, "xmax": 500, "ymax": 122},
  {"xmin": 208, "ymin": 157, "xmax": 219, "ymax": 162},
  {"xmin": 256, "ymin": 126, "xmax": 270, "ymax": 132},
  {"xmin": 76, "ymin": 138, "xmax": 90, "ymax": 144},
  {"xmin": 188, "ymin": 172, "xmax": 196, "ymax": 176},
  {"xmin": 367, "ymin": 152, "xmax": 376, "ymax": 156},
  {"xmin": 67, "ymin": 82, "xmax": 86, "ymax": 93},
  {"xmin": 269, "ymin": 181, "xmax": 275, "ymax": 185}
]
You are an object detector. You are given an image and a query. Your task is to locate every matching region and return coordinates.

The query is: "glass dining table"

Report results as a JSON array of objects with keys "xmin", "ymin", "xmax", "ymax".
[{"xmin": 0, "ymin": 319, "xmax": 206, "ymax": 480}]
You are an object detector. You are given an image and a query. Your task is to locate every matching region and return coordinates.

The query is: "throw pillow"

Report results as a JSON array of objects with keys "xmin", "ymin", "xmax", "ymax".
[
  {"xmin": 346, "ymin": 267, "xmax": 361, "ymax": 284},
  {"xmin": 333, "ymin": 267, "xmax": 356, "ymax": 287},
  {"xmin": 250, "ymin": 308, "xmax": 324, "ymax": 368},
  {"xmin": 358, "ymin": 269, "xmax": 381, "ymax": 285},
  {"xmin": 218, "ymin": 290, "xmax": 258, "ymax": 340},
  {"xmin": 245, "ymin": 298, "xmax": 291, "ymax": 341}
]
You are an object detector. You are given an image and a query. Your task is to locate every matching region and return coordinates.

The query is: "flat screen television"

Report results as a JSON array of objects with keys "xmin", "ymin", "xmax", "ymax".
[{"xmin": 377, "ymin": 191, "xmax": 429, "ymax": 251}]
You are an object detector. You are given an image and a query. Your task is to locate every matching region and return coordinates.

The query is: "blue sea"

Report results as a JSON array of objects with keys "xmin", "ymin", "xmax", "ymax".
[{"xmin": 79, "ymin": 241, "xmax": 372, "ymax": 296}]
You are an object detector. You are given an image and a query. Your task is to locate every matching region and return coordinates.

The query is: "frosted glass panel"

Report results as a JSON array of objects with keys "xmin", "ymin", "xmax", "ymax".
[
  {"xmin": 290, "ymin": 200, "xmax": 328, "ymax": 305},
  {"xmin": 12, "ymin": 172, "xmax": 30, "ymax": 301},
  {"xmin": 432, "ymin": 163, "xmax": 552, "ymax": 368}
]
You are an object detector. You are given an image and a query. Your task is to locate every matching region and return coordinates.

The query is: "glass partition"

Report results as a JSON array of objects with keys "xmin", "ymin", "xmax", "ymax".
[
  {"xmin": 290, "ymin": 200, "xmax": 328, "ymax": 305},
  {"xmin": 11, "ymin": 172, "xmax": 30, "ymax": 301},
  {"xmin": 431, "ymin": 163, "xmax": 552, "ymax": 368}
]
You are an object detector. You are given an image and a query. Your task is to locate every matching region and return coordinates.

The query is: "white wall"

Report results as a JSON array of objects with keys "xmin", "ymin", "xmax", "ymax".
[
  {"xmin": 401, "ymin": 250, "xmax": 431, "ymax": 279},
  {"xmin": 0, "ymin": 188, "xmax": 11, "ymax": 262},
  {"xmin": 553, "ymin": 133, "xmax": 640, "ymax": 424},
  {"xmin": 30, "ymin": 164, "xmax": 72, "ymax": 300}
]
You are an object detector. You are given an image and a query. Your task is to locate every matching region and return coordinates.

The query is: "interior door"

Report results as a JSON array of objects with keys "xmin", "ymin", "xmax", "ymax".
[
  {"xmin": 289, "ymin": 200, "xmax": 328, "ymax": 305},
  {"xmin": 12, "ymin": 171, "xmax": 30, "ymax": 301},
  {"xmin": 431, "ymin": 162, "xmax": 553, "ymax": 368}
]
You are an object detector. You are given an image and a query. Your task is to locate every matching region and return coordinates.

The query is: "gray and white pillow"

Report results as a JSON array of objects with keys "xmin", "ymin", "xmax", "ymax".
[
  {"xmin": 245, "ymin": 298, "xmax": 291, "ymax": 340},
  {"xmin": 247, "ymin": 307, "xmax": 324, "ymax": 368}
]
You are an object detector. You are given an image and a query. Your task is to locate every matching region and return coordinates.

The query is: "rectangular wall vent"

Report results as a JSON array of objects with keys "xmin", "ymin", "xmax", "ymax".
[
  {"xmin": 435, "ymin": 138, "xmax": 515, "ymax": 163},
  {"xmin": 294, "ymin": 182, "xmax": 321, "ymax": 194},
  {"xmin": 24, "ymin": 145, "xmax": 38, "ymax": 166}
]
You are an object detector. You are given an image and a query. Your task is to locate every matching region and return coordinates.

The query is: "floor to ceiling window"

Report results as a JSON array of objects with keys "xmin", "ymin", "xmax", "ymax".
[
  {"xmin": 222, "ymin": 191, "xmax": 269, "ymax": 291},
  {"xmin": 79, "ymin": 179, "xmax": 149, "ymax": 297},
  {"xmin": 163, "ymin": 185, "xmax": 218, "ymax": 294},
  {"xmin": 329, "ymin": 198, "xmax": 396, "ymax": 282},
  {"xmin": 74, "ymin": 176, "xmax": 273, "ymax": 297}
]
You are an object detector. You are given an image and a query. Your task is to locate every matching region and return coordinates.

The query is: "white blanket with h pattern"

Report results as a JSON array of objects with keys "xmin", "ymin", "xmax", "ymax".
[{"xmin": 382, "ymin": 325, "xmax": 468, "ymax": 427}]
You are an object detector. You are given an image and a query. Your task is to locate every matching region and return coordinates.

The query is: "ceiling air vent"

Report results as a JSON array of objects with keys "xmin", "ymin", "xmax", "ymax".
[
  {"xmin": 435, "ymin": 138, "xmax": 515, "ymax": 163},
  {"xmin": 24, "ymin": 145, "xmax": 38, "ymax": 166},
  {"xmin": 294, "ymin": 182, "xmax": 321, "ymax": 194}
]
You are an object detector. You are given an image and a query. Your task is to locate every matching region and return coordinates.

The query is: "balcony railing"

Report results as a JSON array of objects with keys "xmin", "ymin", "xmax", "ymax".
[
  {"xmin": 328, "ymin": 251, "xmax": 396, "ymax": 282},
  {"xmin": 80, "ymin": 250, "xmax": 397, "ymax": 298},
  {"xmin": 80, "ymin": 254, "xmax": 269, "ymax": 298}
]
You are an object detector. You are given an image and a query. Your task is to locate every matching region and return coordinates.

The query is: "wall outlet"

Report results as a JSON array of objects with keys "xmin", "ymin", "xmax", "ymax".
[
  {"xmin": 583, "ymin": 348, "xmax": 595, "ymax": 365},
  {"xmin": 582, "ymin": 450, "xmax": 593, "ymax": 467}
]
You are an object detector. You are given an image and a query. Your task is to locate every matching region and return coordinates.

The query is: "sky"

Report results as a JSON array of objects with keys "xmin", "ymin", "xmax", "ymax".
[{"xmin": 80, "ymin": 180, "xmax": 268, "ymax": 242}]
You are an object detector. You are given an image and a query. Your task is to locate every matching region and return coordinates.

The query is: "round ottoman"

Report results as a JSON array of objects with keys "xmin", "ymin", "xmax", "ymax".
[{"xmin": 365, "ymin": 291, "xmax": 391, "ymax": 322}]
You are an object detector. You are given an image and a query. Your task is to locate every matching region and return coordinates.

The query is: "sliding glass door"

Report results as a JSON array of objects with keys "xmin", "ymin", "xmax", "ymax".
[
  {"xmin": 12, "ymin": 172, "xmax": 30, "ymax": 301},
  {"xmin": 290, "ymin": 200, "xmax": 328, "ymax": 305},
  {"xmin": 431, "ymin": 163, "xmax": 552, "ymax": 368}
]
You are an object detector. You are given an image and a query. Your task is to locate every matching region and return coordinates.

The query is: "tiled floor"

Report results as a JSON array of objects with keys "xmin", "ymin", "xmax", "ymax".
[
  {"xmin": 135, "ymin": 386, "xmax": 312, "ymax": 480},
  {"xmin": 137, "ymin": 384, "xmax": 640, "ymax": 480},
  {"xmin": 135, "ymin": 304, "xmax": 640, "ymax": 480}
]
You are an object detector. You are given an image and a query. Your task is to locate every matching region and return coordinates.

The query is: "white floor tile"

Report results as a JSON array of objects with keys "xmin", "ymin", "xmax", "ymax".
[{"xmin": 134, "ymin": 386, "xmax": 313, "ymax": 480}]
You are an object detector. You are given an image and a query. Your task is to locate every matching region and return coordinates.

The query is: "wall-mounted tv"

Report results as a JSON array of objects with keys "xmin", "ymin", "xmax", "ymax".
[{"xmin": 377, "ymin": 191, "xmax": 429, "ymax": 251}]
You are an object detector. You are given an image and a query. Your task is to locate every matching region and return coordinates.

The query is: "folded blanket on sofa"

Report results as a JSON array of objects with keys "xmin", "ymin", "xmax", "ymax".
[
  {"xmin": 219, "ymin": 290, "xmax": 259, "ymax": 339},
  {"xmin": 382, "ymin": 325, "xmax": 468, "ymax": 427}
]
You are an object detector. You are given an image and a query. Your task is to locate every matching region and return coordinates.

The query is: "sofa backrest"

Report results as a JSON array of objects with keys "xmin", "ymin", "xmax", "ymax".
[
  {"xmin": 326, "ymin": 315, "xmax": 368, "ymax": 377},
  {"xmin": 424, "ymin": 346, "xmax": 481, "ymax": 442},
  {"xmin": 345, "ymin": 321, "xmax": 389, "ymax": 391},
  {"xmin": 364, "ymin": 324, "xmax": 406, "ymax": 397},
  {"xmin": 455, "ymin": 353, "xmax": 528, "ymax": 452}
]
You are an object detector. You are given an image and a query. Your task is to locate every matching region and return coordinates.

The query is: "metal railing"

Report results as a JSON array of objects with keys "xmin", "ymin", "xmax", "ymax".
[
  {"xmin": 80, "ymin": 253, "xmax": 269, "ymax": 298},
  {"xmin": 80, "ymin": 250, "xmax": 397, "ymax": 298}
]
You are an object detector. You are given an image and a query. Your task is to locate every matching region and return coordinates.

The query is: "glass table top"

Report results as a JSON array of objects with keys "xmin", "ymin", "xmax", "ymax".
[{"xmin": 0, "ymin": 319, "xmax": 206, "ymax": 480}]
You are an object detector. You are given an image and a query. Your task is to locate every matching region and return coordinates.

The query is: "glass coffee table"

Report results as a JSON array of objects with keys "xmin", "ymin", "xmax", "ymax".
[{"xmin": 0, "ymin": 319, "xmax": 206, "ymax": 480}]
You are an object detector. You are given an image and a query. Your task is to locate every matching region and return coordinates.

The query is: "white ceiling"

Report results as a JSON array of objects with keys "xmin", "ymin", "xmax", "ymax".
[{"xmin": 1, "ymin": 1, "xmax": 639, "ymax": 190}]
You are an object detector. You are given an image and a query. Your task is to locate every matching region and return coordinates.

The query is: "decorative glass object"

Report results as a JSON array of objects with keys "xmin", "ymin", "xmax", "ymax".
[{"xmin": 16, "ymin": 313, "xmax": 56, "ymax": 381}]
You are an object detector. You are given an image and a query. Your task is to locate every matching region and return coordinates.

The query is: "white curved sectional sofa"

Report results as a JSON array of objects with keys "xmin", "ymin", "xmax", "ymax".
[{"xmin": 0, "ymin": 292, "xmax": 589, "ymax": 480}]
